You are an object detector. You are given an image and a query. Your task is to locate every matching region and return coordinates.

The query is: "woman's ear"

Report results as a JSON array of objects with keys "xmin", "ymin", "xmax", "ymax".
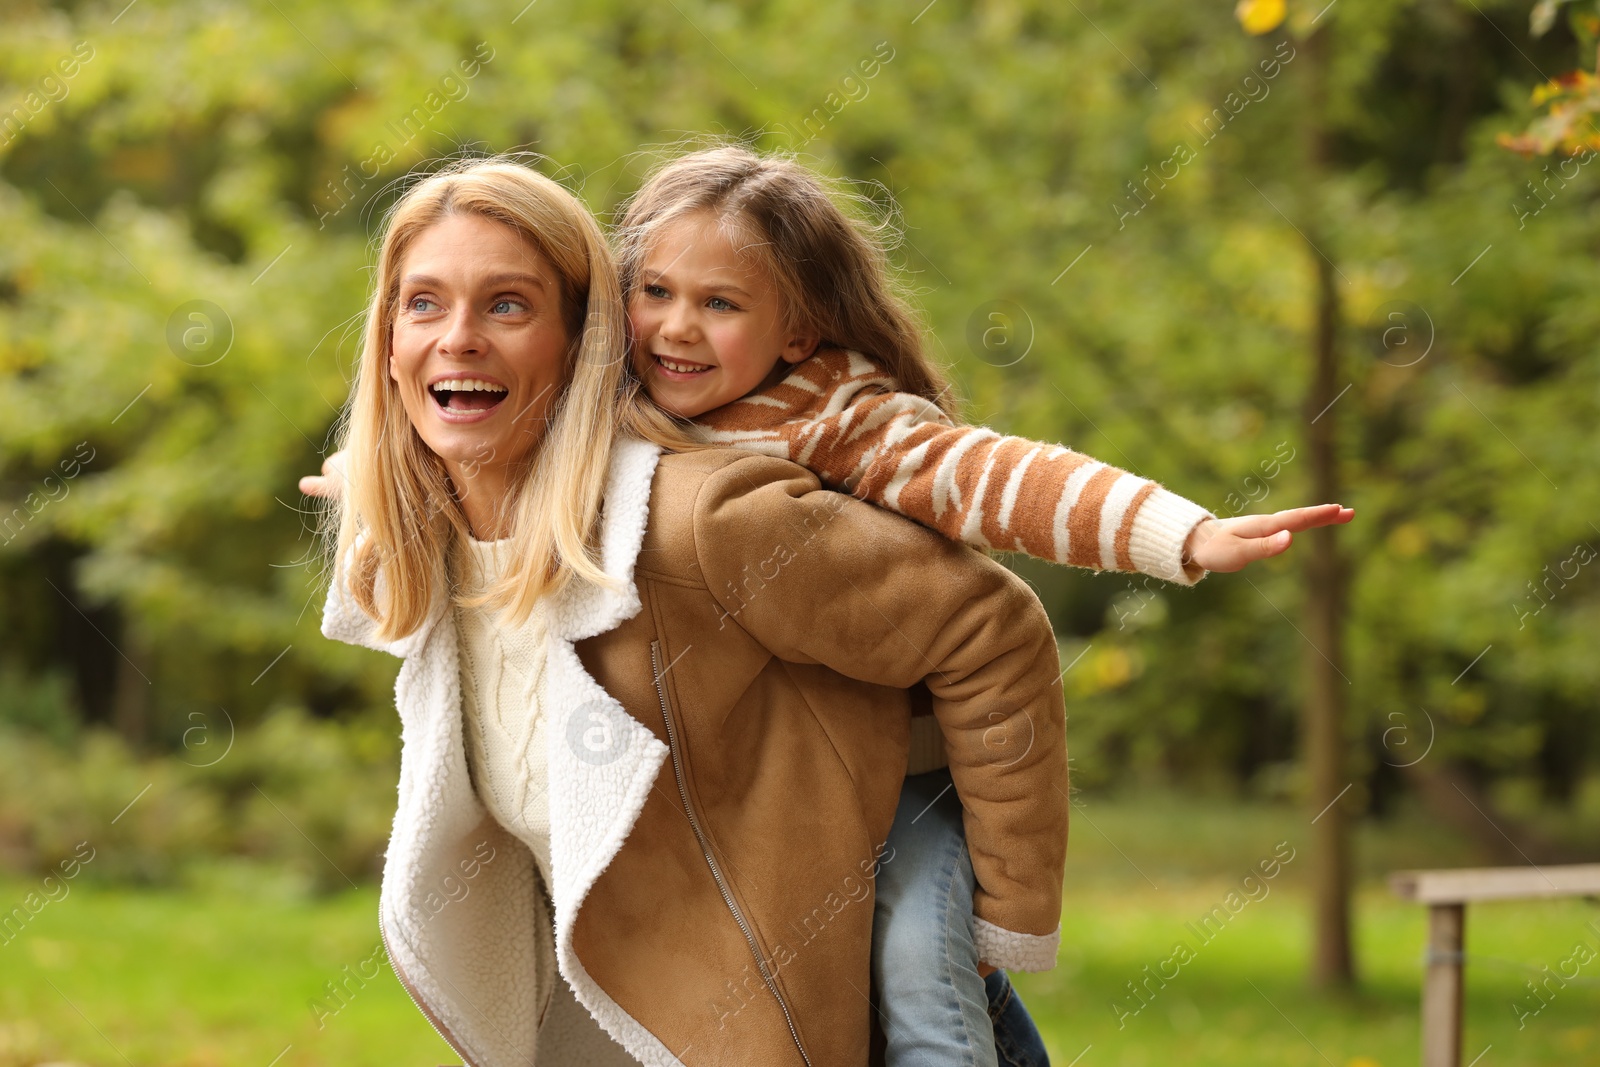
[{"xmin": 780, "ymin": 331, "xmax": 820, "ymax": 365}]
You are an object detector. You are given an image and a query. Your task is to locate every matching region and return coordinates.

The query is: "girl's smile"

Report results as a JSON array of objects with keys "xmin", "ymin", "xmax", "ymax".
[{"xmin": 628, "ymin": 210, "xmax": 816, "ymax": 418}]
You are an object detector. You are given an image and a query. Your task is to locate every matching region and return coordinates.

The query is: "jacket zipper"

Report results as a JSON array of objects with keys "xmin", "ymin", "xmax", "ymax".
[
  {"xmin": 650, "ymin": 640, "xmax": 814, "ymax": 1067},
  {"xmin": 379, "ymin": 906, "xmax": 482, "ymax": 1067}
]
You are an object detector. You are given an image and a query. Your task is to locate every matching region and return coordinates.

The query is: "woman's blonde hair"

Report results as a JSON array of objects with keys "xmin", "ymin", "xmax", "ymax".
[
  {"xmin": 614, "ymin": 144, "xmax": 956, "ymax": 414},
  {"xmin": 333, "ymin": 157, "xmax": 691, "ymax": 640}
]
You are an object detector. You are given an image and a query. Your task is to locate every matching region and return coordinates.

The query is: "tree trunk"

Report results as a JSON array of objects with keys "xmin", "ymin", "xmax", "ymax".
[
  {"xmin": 111, "ymin": 626, "xmax": 151, "ymax": 753},
  {"xmin": 1303, "ymin": 23, "xmax": 1356, "ymax": 989},
  {"xmin": 1304, "ymin": 249, "xmax": 1354, "ymax": 988}
]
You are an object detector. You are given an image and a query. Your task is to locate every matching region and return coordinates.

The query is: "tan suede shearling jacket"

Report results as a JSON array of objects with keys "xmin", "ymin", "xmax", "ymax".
[{"xmin": 322, "ymin": 441, "xmax": 1068, "ymax": 1067}]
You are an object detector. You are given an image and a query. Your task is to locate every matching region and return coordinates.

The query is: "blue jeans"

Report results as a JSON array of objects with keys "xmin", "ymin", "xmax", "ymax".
[{"xmin": 872, "ymin": 768, "xmax": 1051, "ymax": 1067}]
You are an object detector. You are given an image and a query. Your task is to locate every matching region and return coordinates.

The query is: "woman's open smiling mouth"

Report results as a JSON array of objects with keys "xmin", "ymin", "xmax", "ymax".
[{"xmin": 428, "ymin": 376, "xmax": 509, "ymax": 421}]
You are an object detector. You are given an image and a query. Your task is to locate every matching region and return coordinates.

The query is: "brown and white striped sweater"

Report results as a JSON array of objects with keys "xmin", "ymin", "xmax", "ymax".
[{"xmin": 692, "ymin": 348, "xmax": 1215, "ymax": 586}]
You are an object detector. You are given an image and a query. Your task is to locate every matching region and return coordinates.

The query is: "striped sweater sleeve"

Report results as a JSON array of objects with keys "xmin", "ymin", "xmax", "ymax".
[{"xmin": 691, "ymin": 349, "xmax": 1216, "ymax": 585}]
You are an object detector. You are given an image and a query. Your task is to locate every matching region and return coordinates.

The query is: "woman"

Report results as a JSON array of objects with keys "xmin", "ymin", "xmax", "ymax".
[{"xmin": 320, "ymin": 157, "xmax": 1068, "ymax": 1066}]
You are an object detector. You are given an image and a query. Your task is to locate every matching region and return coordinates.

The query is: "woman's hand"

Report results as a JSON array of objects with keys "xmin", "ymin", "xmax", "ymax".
[
  {"xmin": 298, "ymin": 450, "xmax": 349, "ymax": 500},
  {"xmin": 1183, "ymin": 503, "xmax": 1354, "ymax": 573}
]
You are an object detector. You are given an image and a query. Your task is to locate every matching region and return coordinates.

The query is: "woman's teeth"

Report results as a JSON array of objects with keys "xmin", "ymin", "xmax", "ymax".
[{"xmin": 430, "ymin": 378, "xmax": 509, "ymax": 411}]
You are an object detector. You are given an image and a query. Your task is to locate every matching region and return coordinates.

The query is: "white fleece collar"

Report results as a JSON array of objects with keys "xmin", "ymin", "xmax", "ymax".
[
  {"xmin": 320, "ymin": 438, "xmax": 662, "ymax": 656},
  {"xmin": 322, "ymin": 439, "xmax": 685, "ymax": 1067}
]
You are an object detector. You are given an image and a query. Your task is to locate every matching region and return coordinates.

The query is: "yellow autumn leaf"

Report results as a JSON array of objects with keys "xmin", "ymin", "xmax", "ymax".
[{"xmin": 1236, "ymin": 0, "xmax": 1287, "ymax": 35}]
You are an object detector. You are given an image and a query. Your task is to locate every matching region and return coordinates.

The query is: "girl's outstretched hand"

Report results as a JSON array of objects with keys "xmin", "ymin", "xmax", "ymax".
[
  {"xmin": 1183, "ymin": 504, "xmax": 1354, "ymax": 573},
  {"xmin": 298, "ymin": 450, "xmax": 348, "ymax": 500}
]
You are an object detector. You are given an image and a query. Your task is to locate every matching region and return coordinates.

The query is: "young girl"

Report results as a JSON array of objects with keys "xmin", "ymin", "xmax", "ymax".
[{"xmin": 611, "ymin": 144, "xmax": 1355, "ymax": 1066}]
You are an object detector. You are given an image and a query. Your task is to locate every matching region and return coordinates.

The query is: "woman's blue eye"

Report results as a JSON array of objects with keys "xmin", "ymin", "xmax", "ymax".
[
  {"xmin": 409, "ymin": 297, "xmax": 438, "ymax": 313},
  {"xmin": 492, "ymin": 299, "xmax": 524, "ymax": 314}
]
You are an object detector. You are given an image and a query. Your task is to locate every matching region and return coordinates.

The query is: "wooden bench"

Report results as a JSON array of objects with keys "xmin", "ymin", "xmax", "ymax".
[{"xmin": 1389, "ymin": 863, "xmax": 1600, "ymax": 1067}]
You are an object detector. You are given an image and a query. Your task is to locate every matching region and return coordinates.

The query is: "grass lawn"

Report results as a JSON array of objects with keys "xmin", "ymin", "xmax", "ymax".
[
  {"xmin": 1016, "ymin": 792, "xmax": 1600, "ymax": 1066},
  {"xmin": 0, "ymin": 860, "xmax": 455, "ymax": 1067},
  {"xmin": 1, "ymin": 793, "xmax": 1595, "ymax": 1066}
]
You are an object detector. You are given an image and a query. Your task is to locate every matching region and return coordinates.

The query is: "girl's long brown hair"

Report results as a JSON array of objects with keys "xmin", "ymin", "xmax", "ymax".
[{"xmin": 613, "ymin": 144, "xmax": 956, "ymax": 415}]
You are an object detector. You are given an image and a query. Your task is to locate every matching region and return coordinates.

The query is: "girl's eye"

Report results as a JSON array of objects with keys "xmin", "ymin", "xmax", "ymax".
[
  {"xmin": 491, "ymin": 299, "xmax": 526, "ymax": 315},
  {"xmin": 642, "ymin": 284, "xmax": 669, "ymax": 299},
  {"xmin": 408, "ymin": 297, "xmax": 439, "ymax": 313},
  {"xmin": 707, "ymin": 296, "xmax": 736, "ymax": 312}
]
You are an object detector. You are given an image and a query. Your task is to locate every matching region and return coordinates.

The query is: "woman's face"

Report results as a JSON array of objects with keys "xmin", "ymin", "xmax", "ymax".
[{"xmin": 389, "ymin": 213, "xmax": 570, "ymax": 492}]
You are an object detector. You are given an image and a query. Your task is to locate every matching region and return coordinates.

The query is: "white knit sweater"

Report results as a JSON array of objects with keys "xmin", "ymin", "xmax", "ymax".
[
  {"xmin": 325, "ymin": 440, "xmax": 693, "ymax": 1066},
  {"xmin": 454, "ymin": 536, "xmax": 555, "ymax": 890}
]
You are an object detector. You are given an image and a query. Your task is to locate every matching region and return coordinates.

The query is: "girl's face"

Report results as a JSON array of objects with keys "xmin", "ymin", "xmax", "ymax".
[
  {"xmin": 628, "ymin": 210, "xmax": 817, "ymax": 419},
  {"xmin": 389, "ymin": 213, "xmax": 570, "ymax": 491}
]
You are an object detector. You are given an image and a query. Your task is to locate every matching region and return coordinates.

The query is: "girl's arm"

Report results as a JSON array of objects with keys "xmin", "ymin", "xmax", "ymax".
[
  {"xmin": 694, "ymin": 349, "xmax": 1352, "ymax": 585},
  {"xmin": 691, "ymin": 453, "xmax": 1069, "ymax": 972}
]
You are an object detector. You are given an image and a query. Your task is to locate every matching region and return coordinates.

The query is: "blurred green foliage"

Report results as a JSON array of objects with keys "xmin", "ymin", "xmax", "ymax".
[
  {"xmin": 1, "ymin": 0, "xmax": 1597, "ymax": 880},
  {"xmin": 0, "ymin": 707, "xmax": 397, "ymax": 891}
]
